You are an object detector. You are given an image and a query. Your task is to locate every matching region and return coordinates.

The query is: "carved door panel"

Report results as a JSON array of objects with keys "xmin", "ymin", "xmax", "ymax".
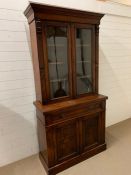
[
  {"xmin": 54, "ymin": 119, "xmax": 79, "ymax": 162},
  {"xmin": 80, "ymin": 112, "xmax": 102, "ymax": 152},
  {"xmin": 46, "ymin": 118, "xmax": 79, "ymax": 166}
]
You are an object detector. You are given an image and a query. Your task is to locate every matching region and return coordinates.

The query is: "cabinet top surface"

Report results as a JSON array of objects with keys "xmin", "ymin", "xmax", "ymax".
[{"xmin": 34, "ymin": 94, "xmax": 108, "ymax": 113}]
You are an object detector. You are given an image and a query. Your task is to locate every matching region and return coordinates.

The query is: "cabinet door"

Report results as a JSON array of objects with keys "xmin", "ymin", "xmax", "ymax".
[
  {"xmin": 80, "ymin": 112, "xmax": 103, "ymax": 152},
  {"xmin": 47, "ymin": 119, "xmax": 79, "ymax": 165},
  {"xmin": 73, "ymin": 24, "xmax": 95, "ymax": 96},
  {"xmin": 44, "ymin": 22, "xmax": 72, "ymax": 101}
]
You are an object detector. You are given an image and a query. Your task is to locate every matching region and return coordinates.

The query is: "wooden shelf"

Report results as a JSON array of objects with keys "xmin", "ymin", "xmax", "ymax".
[
  {"xmin": 48, "ymin": 44, "xmax": 65, "ymax": 47},
  {"xmin": 77, "ymin": 60, "xmax": 91, "ymax": 63},
  {"xmin": 49, "ymin": 62, "xmax": 64, "ymax": 65},
  {"xmin": 77, "ymin": 75, "xmax": 91, "ymax": 79},
  {"xmin": 50, "ymin": 78, "xmax": 68, "ymax": 83},
  {"xmin": 76, "ymin": 44, "xmax": 90, "ymax": 47}
]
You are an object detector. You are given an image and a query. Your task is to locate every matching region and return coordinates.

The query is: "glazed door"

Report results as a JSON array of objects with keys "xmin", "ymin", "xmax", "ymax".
[
  {"xmin": 43, "ymin": 22, "xmax": 96, "ymax": 102},
  {"xmin": 43, "ymin": 22, "xmax": 73, "ymax": 101},
  {"xmin": 73, "ymin": 24, "xmax": 95, "ymax": 96}
]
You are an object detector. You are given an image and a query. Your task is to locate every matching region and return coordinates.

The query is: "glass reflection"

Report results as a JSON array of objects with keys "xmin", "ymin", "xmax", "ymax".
[{"xmin": 46, "ymin": 26, "xmax": 69, "ymax": 98}]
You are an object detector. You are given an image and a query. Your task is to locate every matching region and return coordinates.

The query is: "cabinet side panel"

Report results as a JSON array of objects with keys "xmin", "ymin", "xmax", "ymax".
[
  {"xmin": 99, "ymin": 101, "xmax": 106, "ymax": 144},
  {"xmin": 37, "ymin": 118, "xmax": 48, "ymax": 164},
  {"xmin": 29, "ymin": 21, "xmax": 42, "ymax": 101}
]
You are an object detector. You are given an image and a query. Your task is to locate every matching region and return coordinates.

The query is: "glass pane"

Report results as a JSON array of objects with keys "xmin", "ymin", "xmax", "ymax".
[
  {"xmin": 76, "ymin": 28, "xmax": 92, "ymax": 95},
  {"xmin": 46, "ymin": 26, "xmax": 69, "ymax": 99}
]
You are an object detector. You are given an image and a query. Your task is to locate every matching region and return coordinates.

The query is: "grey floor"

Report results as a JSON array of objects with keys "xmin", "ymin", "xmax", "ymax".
[{"xmin": 0, "ymin": 118, "xmax": 131, "ymax": 175}]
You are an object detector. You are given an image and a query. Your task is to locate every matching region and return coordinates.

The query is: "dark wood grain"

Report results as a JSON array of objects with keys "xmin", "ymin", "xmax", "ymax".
[
  {"xmin": 34, "ymin": 94, "xmax": 107, "ymax": 113},
  {"xmin": 24, "ymin": 3, "xmax": 107, "ymax": 175}
]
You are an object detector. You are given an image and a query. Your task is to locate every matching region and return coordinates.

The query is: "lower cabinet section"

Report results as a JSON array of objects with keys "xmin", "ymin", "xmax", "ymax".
[{"xmin": 36, "ymin": 97, "xmax": 107, "ymax": 175}]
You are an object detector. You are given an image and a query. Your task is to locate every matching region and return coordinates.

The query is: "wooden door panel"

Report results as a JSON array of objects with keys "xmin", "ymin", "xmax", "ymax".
[
  {"xmin": 54, "ymin": 119, "xmax": 79, "ymax": 162},
  {"xmin": 81, "ymin": 113, "xmax": 101, "ymax": 152}
]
